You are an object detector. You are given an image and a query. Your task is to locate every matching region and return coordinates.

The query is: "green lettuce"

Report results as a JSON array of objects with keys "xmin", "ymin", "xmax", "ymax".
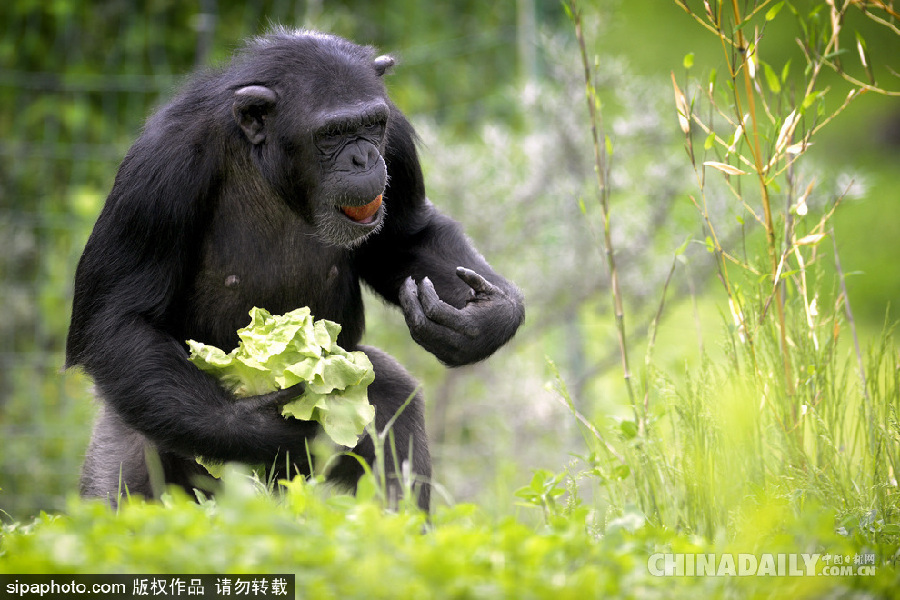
[{"xmin": 187, "ymin": 307, "xmax": 375, "ymax": 450}]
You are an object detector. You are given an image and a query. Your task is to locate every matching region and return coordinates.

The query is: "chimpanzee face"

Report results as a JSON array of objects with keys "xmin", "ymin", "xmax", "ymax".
[{"xmin": 232, "ymin": 43, "xmax": 395, "ymax": 247}]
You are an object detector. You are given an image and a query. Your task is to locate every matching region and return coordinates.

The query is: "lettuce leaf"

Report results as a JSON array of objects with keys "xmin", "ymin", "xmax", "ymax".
[{"xmin": 187, "ymin": 307, "xmax": 375, "ymax": 449}]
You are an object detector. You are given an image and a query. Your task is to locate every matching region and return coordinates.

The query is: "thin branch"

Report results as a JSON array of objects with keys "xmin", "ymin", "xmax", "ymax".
[
  {"xmin": 730, "ymin": 0, "xmax": 795, "ymax": 394},
  {"xmin": 832, "ymin": 227, "xmax": 870, "ymax": 402},
  {"xmin": 570, "ymin": 0, "xmax": 638, "ymax": 409}
]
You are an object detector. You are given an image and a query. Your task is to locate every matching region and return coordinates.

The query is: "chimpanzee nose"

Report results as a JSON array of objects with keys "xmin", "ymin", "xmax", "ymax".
[{"xmin": 351, "ymin": 141, "xmax": 378, "ymax": 170}]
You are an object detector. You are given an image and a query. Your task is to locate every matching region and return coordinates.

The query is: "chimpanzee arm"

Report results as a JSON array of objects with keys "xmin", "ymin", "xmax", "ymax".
[
  {"xmin": 65, "ymin": 111, "xmax": 311, "ymax": 463},
  {"xmin": 356, "ymin": 113, "xmax": 524, "ymax": 366}
]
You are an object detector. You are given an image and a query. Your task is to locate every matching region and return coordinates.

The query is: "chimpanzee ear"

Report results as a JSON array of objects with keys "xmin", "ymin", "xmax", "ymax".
[
  {"xmin": 373, "ymin": 55, "xmax": 395, "ymax": 76},
  {"xmin": 233, "ymin": 85, "xmax": 277, "ymax": 145}
]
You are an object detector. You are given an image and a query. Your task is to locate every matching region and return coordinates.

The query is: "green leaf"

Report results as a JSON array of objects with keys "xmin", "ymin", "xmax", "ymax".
[
  {"xmin": 612, "ymin": 464, "xmax": 631, "ymax": 480},
  {"xmin": 781, "ymin": 59, "xmax": 791, "ymax": 83},
  {"xmin": 800, "ymin": 90, "xmax": 822, "ymax": 112},
  {"xmin": 188, "ymin": 307, "xmax": 376, "ymax": 449},
  {"xmin": 620, "ymin": 420, "xmax": 638, "ymax": 440},
  {"xmin": 855, "ymin": 31, "xmax": 874, "ymax": 84},
  {"xmin": 683, "ymin": 52, "xmax": 694, "ymax": 70},
  {"xmin": 765, "ymin": 1, "xmax": 784, "ymax": 21},
  {"xmin": 704, "ymin": 132, "xmax": 716, "ymax": 150},
  {"xmin": 763, "ymin": 62, "xmax": 781, "ymax": 93}
]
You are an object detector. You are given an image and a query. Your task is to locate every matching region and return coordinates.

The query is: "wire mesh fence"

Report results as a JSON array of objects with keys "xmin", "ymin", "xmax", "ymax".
[
  {"xmin": 0, "ymin": 1, "xmax": 314, "ymax": 519},
  {"xmin": 0, "ymin": 0, "xmax": 528, "ymax": 519}
]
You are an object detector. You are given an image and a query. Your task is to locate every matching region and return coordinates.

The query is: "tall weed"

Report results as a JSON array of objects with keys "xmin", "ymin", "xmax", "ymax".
[{"xmin": 547, "ymin": 0, "xmax": 900, "ymax": 564}]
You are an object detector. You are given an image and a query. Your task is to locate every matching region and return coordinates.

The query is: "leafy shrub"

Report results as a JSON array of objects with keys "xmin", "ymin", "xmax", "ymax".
[{"xmin": 2, "ymin": 471, "xmax": 897, "ymax": 598}]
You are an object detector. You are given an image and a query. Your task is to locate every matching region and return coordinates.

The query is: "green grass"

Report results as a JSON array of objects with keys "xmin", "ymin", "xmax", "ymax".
[{"xmin": 1, "ymin": 468, "xmax": 897, "ymax": 599}]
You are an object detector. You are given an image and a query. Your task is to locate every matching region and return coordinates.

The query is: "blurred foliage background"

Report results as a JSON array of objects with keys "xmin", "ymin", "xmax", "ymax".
[{"xmin": 0, "ymin": 0, "xmax": 897, "ymax": 520}]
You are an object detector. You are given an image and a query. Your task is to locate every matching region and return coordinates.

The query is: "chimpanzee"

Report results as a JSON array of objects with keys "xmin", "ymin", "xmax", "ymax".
[{"xmin": 66, "ymin": 28, "xmax": 524, "ymax": 511}]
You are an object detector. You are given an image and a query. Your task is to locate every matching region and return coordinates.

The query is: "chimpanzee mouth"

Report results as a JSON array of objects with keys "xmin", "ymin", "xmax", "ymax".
[{"xmin": 339, "ymin": 194, "xmax": 383, "ymax": 225}]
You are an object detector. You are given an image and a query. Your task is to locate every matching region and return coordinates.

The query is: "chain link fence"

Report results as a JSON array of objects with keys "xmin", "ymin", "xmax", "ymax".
[
  {"xmin": 0, "ymin": 1, "xmax": 313, "ymax": 519},
  {"xmin": 0, "ymin": 0, "xmax": 532, "ymax": 519}
]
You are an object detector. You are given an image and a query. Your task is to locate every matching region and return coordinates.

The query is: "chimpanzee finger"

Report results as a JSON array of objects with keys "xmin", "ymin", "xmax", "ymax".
[
  {"xmin": 239, "ymin": 382, "xmax": 306, "ymax": 415},
  {"xmin": 456, "ymin": 267, "xmax": 498, "ymax": 296},
  {"xmin": 420, "ymin": 277, "xmax": 482, "ymax": 337},
  {"xmin": 417, "ymin": 277, "xmax": 465, "ymax": 328},
  {"xmin": 258, "ymin": 382, "xmax": 306, "ymax": 406},
  {"xmin": 399, "ymin": 276, "xmax": 427, "ymax": 330}
]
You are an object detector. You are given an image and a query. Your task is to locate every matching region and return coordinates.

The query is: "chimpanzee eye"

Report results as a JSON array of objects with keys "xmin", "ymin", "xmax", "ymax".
[
  {"xmin": 316, "ymin": 130, "xmax": 345, "ymax": 153},
  {"xmin": 362, "ymin": 121, "xmax": 385, "ymax": 140}
]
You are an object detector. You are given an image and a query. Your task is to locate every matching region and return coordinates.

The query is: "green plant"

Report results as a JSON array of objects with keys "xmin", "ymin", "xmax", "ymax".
[
  {"xmin": 4, "ymin": 471, "xmax": 898, "ymax": 597},
  {"xmin": 547, "ymin": 0, "xmax": 900, "ymax": 574}
]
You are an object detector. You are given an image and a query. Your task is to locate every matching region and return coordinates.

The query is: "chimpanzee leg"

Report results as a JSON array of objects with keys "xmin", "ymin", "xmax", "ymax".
[
  {"xmin": 80, "ymin": 403, "xmax": 212, "ymax": 506},
  {"xmin": 326, "ymin": 345, "xmax": 432, "ymax": 511}
]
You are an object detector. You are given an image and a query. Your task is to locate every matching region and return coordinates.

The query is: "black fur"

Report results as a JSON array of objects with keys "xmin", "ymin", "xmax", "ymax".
[{"xmin": 66, "ymin": 29, "xmax": 524, "ymax": 511}]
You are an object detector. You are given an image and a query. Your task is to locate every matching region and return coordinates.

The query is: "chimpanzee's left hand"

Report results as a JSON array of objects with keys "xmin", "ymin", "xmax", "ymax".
[{"xmin": 399, "ymin": 267, "xmax": 524, "ymax": 366}]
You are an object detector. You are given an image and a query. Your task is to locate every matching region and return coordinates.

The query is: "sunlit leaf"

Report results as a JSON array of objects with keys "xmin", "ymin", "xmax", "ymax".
[
  {"xmin": 855, "ymin": 31, "xmax": 874, "ymax": 84},
  {"xmin": 801, "ymin": 90, "xmax": 822, "ymax": 112},
  {"xmin": 765, "ymin": 1, "xmax": 785, "ymax": 21},
  {"xmin": 794, "ymin": 179, "xmax": 815, "ymax": 216},
  {"xmin": 774, "ymin": 110, "xmax": 798, "ymax": 154},
  {"xmin": 763, "ymin": 62, "xmax": 781, "ymax": 93},
  {"xmin": 728, "ymin": 120, "xmax": 744, "ymax": 153},
  {"xmin": 671, "ymin": 72, "xmax": 691, "ymax": 134},
  {"xmin": 612, "ymin": 464, "xmax": 631, "ymax": 480},
  {"xmin": 795, "ymin": 232, "xmax": 826, "ymax": 246},
  {"xmin": 785, "ymin": 141, "xmax": 808, "ymax": 155},
  {"xmin": 856, "ymin": 34, "xmax": 868, "ymax": 68},
  {"xmin": 703, "ymin": 161, "xmax": 748, "ymax": 176}
]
